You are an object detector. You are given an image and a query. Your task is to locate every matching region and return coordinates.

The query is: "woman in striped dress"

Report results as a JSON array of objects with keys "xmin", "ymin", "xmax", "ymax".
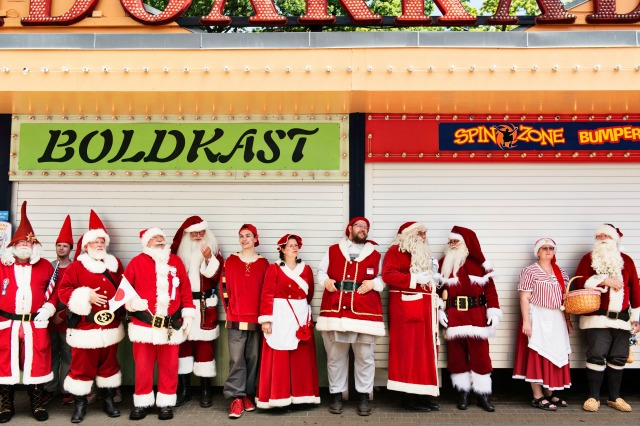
[{"xmin": 513, "ymin": 238, "xmax": 573, "ymax": 411}]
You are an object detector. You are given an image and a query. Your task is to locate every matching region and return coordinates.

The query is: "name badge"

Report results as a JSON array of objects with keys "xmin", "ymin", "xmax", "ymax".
[{"xmin": 366, "ymin": 268, "xmax": 374, "ymax": 275}]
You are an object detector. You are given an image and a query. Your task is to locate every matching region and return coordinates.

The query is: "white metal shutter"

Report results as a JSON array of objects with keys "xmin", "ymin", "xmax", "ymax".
[{"xmin": 367, "ymin": 162, "xmax": 640, "ymax": 372}]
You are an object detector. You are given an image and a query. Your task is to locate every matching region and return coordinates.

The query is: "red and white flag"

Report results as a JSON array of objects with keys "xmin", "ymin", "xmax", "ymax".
[{"xmin": 108, "ymin": 276, "xmax": 139, "ymax": 312}]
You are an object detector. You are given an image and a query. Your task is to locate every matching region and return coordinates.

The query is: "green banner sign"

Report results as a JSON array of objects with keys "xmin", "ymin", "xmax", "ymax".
[{"xmin": 17, "ymin": 121, "xmax": 341, "ymax": 171}]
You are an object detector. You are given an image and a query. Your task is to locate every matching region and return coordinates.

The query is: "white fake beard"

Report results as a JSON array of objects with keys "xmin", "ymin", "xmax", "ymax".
[
  {"xmin": 144, "ymin": 245, "xmax": 171, "ymax": 264},
  {"xmin": 592, "ymin": 239, "xmax": 623, "ymax": 279},
  {"xmin": 441, "ymin": 244, "xmax": 469, "ymax": 279},
  {"xmin": 399, "ymin": 232, "xmax": 432, "ymax": 273},
  {"xmin": 177, "ymin": 235, "xmax": 209, "ymax": 274},
  {"xmin": 13, "ymin": 246, "xmax": 33, "ymax": 260},
  {"xmin": 87, "ymin": 246, "xmax": 107, "ymax": 260}
]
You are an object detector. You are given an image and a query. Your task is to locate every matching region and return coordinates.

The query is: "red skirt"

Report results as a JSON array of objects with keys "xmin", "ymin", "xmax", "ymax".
[{"xmin": 513, "ymin": 319, "xmax": 571, "ymax": 390}]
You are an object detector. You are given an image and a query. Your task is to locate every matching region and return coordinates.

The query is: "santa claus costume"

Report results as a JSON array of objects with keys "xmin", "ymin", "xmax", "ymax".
[
  {"xmin": 256, "ymin": 234, "xmax": 320, "ymax": 409},
  {"xmin": 125, "ymin": 228, "xmax": 195, "ymax": 421},
  {"xmin": 438, "ymin": 226, "xmax": 501, "ymax": 412},
  {"xmin": 58, "ymin": 210, "xmax": 125, "ymax": 423},
  {"xmin": 572, "ymin": 224, "xmax": 640, "ymax": 413},
  {"xmin": 170, "ymin": 216, "xmax": 223, "ymax": 408},
  {"xmin": 316, "ymin": 217, "xmax": 384, "ymax": 417},
  {"xmin": 0, "ymin": 201, "xmax": 56, "ymax": 422},
  {"xmin": 382, "ymin": 222, "xmax": 441, "ymax": 412}
]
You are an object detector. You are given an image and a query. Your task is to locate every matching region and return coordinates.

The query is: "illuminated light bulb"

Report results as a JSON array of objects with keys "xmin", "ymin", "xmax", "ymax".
[
  {"xmin": 503, "ymin": 153, "xmax": 509, "ymax": 158},
  {"xmin": 264, "ymin": 66, "xmax": 270, "ymax": 72},
  {"xmin": 59, "ymin": 171, "xmax": 66, "ymax": 176},
  {"xmin": 74, "ymin": 171, "xmax": 81, "ymax": 176},
  {"xmin": 159, "ymin": 172, "xmax": 165, "ymax": 176},
  {"xmin": 521, "ymin": 153, "xmax": 526, "ymax": 158},
  {"xmin": 448, "ymin": 66, "xmax": 455, "ymax": 72},
  {"xmin": 227, "ymin": 171, "xmax": 233, "ymax": 176},
  {"xmin": 572, "ymin": 116, "xmax": 577, "ymax": 121},
  {"xmin": 401, "ymin": 115, "xmax": 406, "ymax": 120},
  {"xmin": 435, "ymin": 115, "xmax": 440, "ymax": 120},
  {"xmin": 593, "ymin": 64, "xmax": 601, "ymax": 71},
  {"xmin": 606, "ymin": 115, "xmax": 612, "ymax": 120},
  {"xmin": 82, "ymin": 67, "xmax": 89, "ymax": 73},
  {"xmin": 407, "ymin": 66, "xmax": 414, "ymax": 72},
  {"xmin": 531, "ymin": 65, "xmax": 538, "ymax": 71},
  {"xmin": 538, "ymin": 115, "xmax": 543, "ymax": 121},
  {"xmin": 572, "ymin": 65, "xmax": 579, "ymax": 71},
  {"xmin": 142, "ymin": 172, "xmax": 148, "ymax": 177},
  {"xmin": 325, "ymin": 66, "xmax": 332, "ymax": 72},
  {"xmin": 42, "ymin": 172, "xmax": 48, "ymax": 176},
  {"xmin": 538, "ymin": 153, "xmax": 543, "ymax": 158},
  {"xmin": 261, "ymin": 172, "xmax": 266, "ymax": 176},
  {"xmin": 572, "ymin": 152, "xmax": 579, "ymax": 158},
  {"xmin": 143, "ymin": 67, "xmax": 149, "ymax": 73},
  {"xmin": 203, "ymin": 67, "xmax": 210, "ymax": 73},
  {"xmin": 192, "ymin": 171, "xmax": 198, "ymax": 176},
  {"xmin": 108, "ymin": 171, "xmax": 115, "ymax": 176},
  {"xmin": 607, "ymin": 153, "xmax": 613, "ymax": 158},
  {"xmin": 520, "ymin": 115, "xmax": 526, "ymax": 120},
  {"xmin": 145, "ymin": 116, "xmax": 151, "ymax": 121},
  {"xmin": 325, "ymin": 172, "xmax": 330, "ymax": 176},
  {"xmin": 511, "ymin": 65, "xmax": 518, "ymax": 72},
  {"xmin": 489, "ymin": 65, "xmax": 496, "ymax": 72},
  {"xmin": 401, "ymin": 152, "xmax": 406, "ymax": 158},
  {"xmin": 91, "ymin": 171, "xmax": 98, "ymax": 176},
  {"xmin": 366, "ymin": 66, "xmax": 373, "ymax": 72},
  {"xmin": 284, "ymin": 66, "xmax": 291, "ymax": 73},
  {"xmin": 624, "ymin": 152, "xmax": 630, "ymax": 157},
  {"xmin": 2, "ymin": 67, "xmax": 10, "ymax": 73},
  {"xmin": 470, "ymin": 116, "xmax": 475, "ymax": 120},
  {"xmin": 427, "ymin": 66, "xmax": 434, "ymax": 72},
  {"xmin": 292, "ymin": 172, "xmax": 298, "ymax": 177},
  {"xmin": 555, "ymin": 153, "xmax": 561, "ymax": 158},
  {"xmin": 623, "ymin": 115, "xmax": 629, "ymax": 120},
  {"xmin": 470, "ymin": 153, "xmax": 475, "ymax": 158},
  {"xmin": 123, "ymin": 67, "xmax": 129, "ymax": 73},
  {"xmin": 589, "ymin": 116, "xmax": 594, "ymax": 121},
  {"xmin": 486, "ymin": 153, "xmax": 492, "ymax": 158},
  {"xmin": 41, "ymin": 67, "xmax": 49, "ymax": 73},
  {"xmin": 590, "ymin": 152, "xmax": 596, "ymax": 158},
  {"xmin": 346, "ymin": 66, "xmax": 352, "ymax": 72},
  {"xmin": 552, "ymin": 65, "xmax": 559, "ymax": 72},
  {"xmin": 305, "ymin": 66, "xmax": 311, "ymax": 72},
  {"xmin": 635, "ymin": 65, "xmax": 640, "ymax": 71},
  {"xmin": 183, "ymin": 66, "xmax": 190, "ymax": 72},
  {"xmin": 161, "ymin": 116, "xmax": 167, "ymax": 121},
  {"xmin": 555, "ymin": 116, "xmax": 560, "ymax": 121},
  {"xmin": 102, "ymin": 66, "xmax": 109, "ymax": 73},
  {"xmin": 419, "ymin": 153, "xmax": 424, "ymax": 158},
  {"xmin": 469, "ymin": 65, "xmax": 476, "ymax": 72},
  {"xmin": 223, "ymin": 66, "xmax": 230, "ymax": 72},
  {"xmin": 244, "ymin": 172, "xmax": 249, "ymax": 177},
  {"xmin": 175, "ymin": 171, "xmax": 182, "ymax": 176},
  {"xmin": 22, "ymin": 67, "xmax": 29, "ymax": 74},
  {"xmin": 386, "ymin": 66, "xmax": 393, "ymax": 72},
  {"xmin": 25, "ymin": 171, "xmax": 32, "ymax": 176},
  {"xmin": 452, "ymin": 153, "xmax": 458, "ymax": 158},
  {"xmin": 163, "ymin": 67, "xmax": 170, "ymax": 73},
  {"xmin": 210, "ymin": 172, "xmax": 215, "ymax": 176},
  {"xmin": 504, "ymin": 115, "xmax": 509, "ymax": 120},
  {"xmin": 453, "ymin": 115, "xmax": 458, "ymax": 120}
]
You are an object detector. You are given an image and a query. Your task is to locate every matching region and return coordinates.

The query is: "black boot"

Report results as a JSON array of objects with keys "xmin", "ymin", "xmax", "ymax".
[
  {"xmin": 200, "ymin": 377, "xmax": 213, "ymax": 408},
  {"xmin": 158, "ymin": 406, "xmax": 174, "ymax": 420},
  {"xmin": 357, "ymin": 392, "xmax": 372, "ymax": 416},
  {"xmin": 129, "ymin": 406, "xmax": 147, "ymax": 421},
  {"xmin": 175, "ymin": 374, "xmax": 192, "ymax": 407},
  {"xmin": 401, "ymin": 394, "xmax": 430, "ymax": 412},
  {"xmin": 71, "ymin": 396, "xmax": 88, "ymax": 423},
  {"xmin": 457, "ymin": 391, "xmax": 470, "ymax": 410},
  {"xmin": 476, "ymin": 393, "xmax": 495, "ymax": 412},
  {"xmin": 102, "ymin": 388, "xmax": 120, "ymax": 418},
  {"xmin": 586, "ymin": 368, "xmax": 604, "ymax": 400},
  {"xmin": 422, "ymin": 396, "xmax": 440, "ymax": 411},
  {"xmin": 27, "ymin": 385, "xmax": 49, "ymax": 421},
  {"xmin": 0, "ymin": 386, "xmax": 15, "ymax": 423},
  {"xmin": 607, "ymin": 368, "xmax": 624, "ymax": 401},
  {"xmin": 328, "ymin": 393, "xmax": 343, "ymax": 414}
]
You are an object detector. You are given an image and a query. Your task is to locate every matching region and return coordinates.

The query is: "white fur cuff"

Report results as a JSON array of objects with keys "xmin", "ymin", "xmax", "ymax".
[
  {"xmin": 96, "ymin": 371, "xmax": 122, "ymax": 388},
  {"xmin": 156, "ymin": 392, "xmax": 176, "ymax": 408},
  {"xmin": 409, "ymin": 273, "xmax": 418, "ymax": 290},
  {"xmin": 133, "ymin": 392, "xmax": 155, "ymax": 408},
  {"xmin": 68, "ymin": 287, "xmax": 93, "ymax": 316},
  {"xmin": 584, "ymin": 274, "xmax": 609, "ymax": 292},
  {"xmin": 42, "ymin": 302, "xmax": 56, "ymax": 317},
  {"xmin": 631, "ymin": 307, "xmax": 640, "ymax": 322},
  {"xmin": 200, "ymin": 256, "xmax": 221, "ymax": 279},
  {"xmin": 486, "ymin": 308, "xmax": 503, "ymax": 321},
  {"xmin": 258, "ymin": 315, "xmax": 273, "ymax": 324},
  {"xmin": 182, "ymin": 307, "xmax": 196, "ymax": 319}
]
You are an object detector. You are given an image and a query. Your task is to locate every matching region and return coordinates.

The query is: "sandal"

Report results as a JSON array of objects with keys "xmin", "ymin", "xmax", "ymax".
[
  {"xmin": 531, "ymin": 396, "xmax": 557, "ymax": 411},
  {"xmin": 548, "ymin": 393, "xmax": 568, "ymax": 408}
]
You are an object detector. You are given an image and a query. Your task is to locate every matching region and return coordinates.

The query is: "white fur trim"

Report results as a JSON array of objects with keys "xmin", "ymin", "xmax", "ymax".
[
  {"xmin": 1, "ymin": 249, "xmax": 15, "ymax": 266},
  {"xmin": 291, "ymin": 396, "xmax": 321, "ymax": 404},
  {"xmin": 471, "ymin": 371, "xmax": 492, "ymax": 395},
  {"xmin": 256, "ymin": 397, "xmax": 292, "ymax": 408},
  {"xmin": 193, "ymin": 360, "xmax": 216, "ymax": 378},
  {"xmin": 338, "ymin": 239, "xmax": 376, "ymax": 263},
  {"xmin": 482, "ymin": 259, "xmax": 494, "ymax": 272},
  {"xmin": 451, "ymin": 372, "xmax": 471, "ymax": 392},
  {"xmin": 512, "ymin": 375, "xmax": 570, "ymax": 391},
  {"xmin": 586, "ymin": 362, "xmax": 606, "ymax": 371},
  {"xmin": 409, "ymin": 273, "xmax": 418, "ymax": 290},
  {"xmin": 67, "ymin": 287, "xmax": 93, "ymax": 315},
  {"xmin": 607, "ymin": 362, "xmax": 625, "ymax": 370},
  {"xmin": 584, "ymin": 274, "xmax": 609, "ymax": 292},
  {"xmin": 445, "ymin": 325, "xmax": 493, "ymax": 340},
  {"xmin": 595, "ymin": 224, "xmax": 621, "ymax": 242},
  {"xmin": 82, "ymin": 229, "xmax": 110, "ymax": 248},
  {"xmin": 178, "ymin": 356, "xmax": 194, "ymax": 374},
  {"xmin": 443, "ymin": 277, "xmax": 459, "ymax": 286},
  {"xmin": 579, "ymin": 315, "xmax": 632, "ymax": 331},
  {"xmin": 400, "ymin": 222, "xmax": 426, "ymax": 236},
  {"xmin": 438, "ymin": 298, "xmax": 444, "ymax": 310},
  {"xmin": 42, "ymin": 302, "xmax": 56, "ymax": 317},
  {"xmin": 631, "ymin": 307, "xmax": 640, "ymax": 322},
  {"xmin": 486, "ymin": 308, "xmax": 503, "ymax": 321},
  {"xmin": 64, "ymin": 376, "xmax": 94, "ymax": 396},
  {"xmin": 387, "ymin": 380, "xmax": 439, "ymax": 396},
  {"xmin": 258, "ymin": 315, "xmax": 273, "ymax": 324},
  {"xmin": 23, "ymin": 371, "xmax": 53, "ymax": 385},
  {"xmin": 77, "ymin": 253, "xmax": 118, "ymax": 273},
  {"xmin": 96, "ymin": 371, "xmax": 122, "ymax": 388},
  {"xmin": 133, "ymin": 391, "xmax": 155, "ymax": 408},
  {"xmin": 140, "ymin": 228, "xmax": 166, "ymax": 249},
  {"xmin": 607, "ymin": 280, "xmax": 624, "ymax": 313},
  {"xmin": 128, "ymin": 322, "xmax": 187, "ymax": 345},
  {"xmin": 185, "ymin": 220, "xmax": 208, "ymax": 233},
  {"xmin": 66, "ymin": 325, "xmax": 125, "ymax": 349},
  {"xmin": 316, "ymin": 316, "xmax": 385, "ymax": 337},
  {"xmin": 155, "ymin": 261, "xmax": 170, "ymax": 317},
  {"xmin": 373, "ymin": 276, "xmax": 384, "ymax": 292},
  {"xmin": 534, "ymin": 238, "xmax": 556, "ymax": 257},
  {"xmin": 200, "ymin": 256, "xmax": 220, "ymax": 279},
  {"xmin": 469, "ymin": 271, "xmax": 495, "ymax": 286},
  {"xmin": 156, "ymin": 392, "xmax": 176, "ymax": 408},
  {"xmin": 182, "ymin": 307, "xmax": 196, "ymax": 319},
  {"xmin": 0, "ymin": 322, "xmax": 20, "ymax": 385},
  {"xmin": 449, "ymin": 232, "xmax": 463, "ymax": 242}
]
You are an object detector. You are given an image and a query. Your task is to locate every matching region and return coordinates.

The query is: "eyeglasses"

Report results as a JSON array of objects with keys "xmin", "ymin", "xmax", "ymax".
[
  {"xmin": 189, "ymin": 230, "xmax": 206, "ymax": 236},
  {"xmin": 353, "ymin": 224, "xmax": 369, "ymax": 231},
  {"xmin": 539, "ymin": 246, "xmax": 555, "ymax": 251},
  {"xmin": 448, "ymin": 240, "xmax": 460, "ymax": 245}
]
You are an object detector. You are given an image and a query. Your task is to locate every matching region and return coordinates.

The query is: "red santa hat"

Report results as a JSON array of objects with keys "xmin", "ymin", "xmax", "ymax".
[
  {"xmin": 534, "ymin": 237, "xmax": 556, "ymax": 257},
  {"xmin": 449, "ymin": 225, "xmax": 493, "ymax": 271},
  {"xmin": 277, "ymin": 234, "xmax": 303, "ymax": 250},
  {"xmin": 8, "ymin": 201, "xmax": 40, "ymax": 247},
  {"xmin": 345, "ymin": 216, "xmax": 370, "ymax": 237},
  {"xmin": 239, "ymin": 223, "xmax": 259, "ymax": 247},
  {"xmin": 140, "ymin": 228, "xmax": 167, "ymax": 248},
  {"xmin": 81, "ymin": 210, "xmax": 110, "ymax": 249},
  {"xmin": 56, "ymin": 215, "xmax": 74, "ymax": 246},
  {"xmin": 170, "ymin": 216, "xmax": 209, "ymax": 254},
  {"xmin": 595, "ymin": 223, "xmax": 623, "ymax": 242},
  {"xmin": 397, "ymin": 221, "xmax": 426, "ymax": 236}
]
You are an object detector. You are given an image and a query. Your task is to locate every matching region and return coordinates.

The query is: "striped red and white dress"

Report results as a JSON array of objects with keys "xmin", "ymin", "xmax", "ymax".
[{"xmin": 513, "ymin": 263, "xmax": 572, "ymax": 390}]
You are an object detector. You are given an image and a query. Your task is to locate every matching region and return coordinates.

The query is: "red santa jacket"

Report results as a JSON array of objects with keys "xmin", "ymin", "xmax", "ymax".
[
  {"xmin": 317, "ymin": 241, "xmax": 385, "ymax": 337},
  {"xmin": 574, "ymin": 251, "xmax": 640, "ymax": 330},
  {"xmin": 58, "ymin": 253, "xmax": 125, "ymax": 349},
  {"xmin": 183, "ymin": 251, "xmax": 223, "ymax": 341},
  {"xmin": 0, "ymin": 256, "xmax": 56, "ymax": 384},
  {"xmin": 125, "ymin": 251, "xmax": 195, "ymax": 345},
  {"xmin": 258, "ymin": 262, "xmax": 315, "ymax": 321},
  {"xmin": 221, "ymin": 253, "xmax": 270, "ymax": 329},
  {"xmin": 438, "ymin": 258, "xmax": 501, "ymax": 340}
]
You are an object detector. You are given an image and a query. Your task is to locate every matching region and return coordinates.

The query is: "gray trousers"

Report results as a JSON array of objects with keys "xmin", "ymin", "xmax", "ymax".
[
  {"xmin": 45, "ymin": 331, "xmax": 72, "ymax": 394},
  {"xmin": 585, "ymin": 328, "xmax": 629, "ymax": 368},
  {"xmin": 321, "ymin": 332, "xmax": 376, "ymax": 395},
  {"xmin": 223, "ymin": 329, "xmax": 261, "ymax": 399}
]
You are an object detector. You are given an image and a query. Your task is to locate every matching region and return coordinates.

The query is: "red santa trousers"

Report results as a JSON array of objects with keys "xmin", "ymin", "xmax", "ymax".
[
  {"xmin": 513, "ymin": 322, "xmax": 571, "ymax": 391},
  {"xmin": 447, "ymin": 336, "xmax": 492, "ymax": 375},
  {"xmin": 66, "ymin": 345, "xmax": 120, "ymax": 395},
  {"xmin": 255, "ymin": 337, "xmax": 320, "ymax": 408},
  {"xmin": 133, "ymin": 342, "xmax": 179, "ymax": 407},
  {"xmin": 178, "ymin": 340, "xmax": 215, "ymax": 377}
]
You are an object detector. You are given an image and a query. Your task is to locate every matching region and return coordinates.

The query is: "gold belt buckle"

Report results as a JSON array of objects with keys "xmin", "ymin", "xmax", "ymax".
[
  {"xmin": 94, "ymin": 310, "xmax": 115, "ymax": 326},
  {"xmin": 457, "ymin": 296, "xmax": 469, "ymax": 311},
  {"xmin": 21, "ymin": 313, "xmax": 32, "ymax": 322},
  {"xmin": 152, "ymin": 315, "xmax": 165, "ymax": 329}
]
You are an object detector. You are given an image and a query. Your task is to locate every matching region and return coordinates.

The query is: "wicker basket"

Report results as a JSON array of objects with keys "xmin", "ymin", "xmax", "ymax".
[{"xmin": 564, "ymin": 276, "xmax": 601, "ymax": 315}]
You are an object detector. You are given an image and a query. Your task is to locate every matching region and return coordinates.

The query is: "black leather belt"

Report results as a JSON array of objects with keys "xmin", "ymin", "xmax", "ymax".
[
  {"xmin": 0, "ymin": 309, "xmax": 36, "ymax": 322},
  {"xmin": 594, "ymin": 309, "xmax": 630, "ymax": 321},
  {"xmin": 192, "ymin": 292, "xmax": 202, "ymax": 299},
  {"xmin": 447, "ymin": 295, "xmax": 487, "ymax": 311},
  {"xmin": 335, "ymin": 280, "xmax": 362, "ymax": 292},
  {"xmin": 132, "ymin": 311, "xmax": 183, "ymax": 330}
]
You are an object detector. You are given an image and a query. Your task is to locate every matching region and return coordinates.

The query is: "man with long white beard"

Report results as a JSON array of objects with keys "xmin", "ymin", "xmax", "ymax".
[
  {"xmin": 58, "ymin": 210, "xmax": 124, "ymax": 423},
  {"xmin": 574, "ymin": 224, "xmax": 640, "ymax": 413},
  {"xmin": 382, "ymin": 222, "xmax": 441, "ymax": 412},
  {"xmin": 0, "ymin": 201, "xmax": 56, "ymax": 423},
  {"xmin": 438, "ymin": 226, "xmax": 501, "ymax": 413},
  {"xmin": 170, "ymin": 216, "xmax": 223, "ymax": 408},
  {"xmin": 125, "ymin": 228, "xmax": 195, "ymax": 421}
]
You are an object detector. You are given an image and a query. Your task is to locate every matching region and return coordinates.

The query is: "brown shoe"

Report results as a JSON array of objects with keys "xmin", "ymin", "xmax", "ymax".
[
  {"xmin": 583, "ymin": 398, "xmax": 600, "ymax": 412},
  {"xmin": 607, "ymin": 398, "xmax": 632, "ymax": 412}
]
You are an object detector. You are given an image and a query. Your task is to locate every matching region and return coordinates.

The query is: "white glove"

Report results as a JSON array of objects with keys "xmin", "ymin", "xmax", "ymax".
[
  {"xmin": 34, "ymin": 307, "xmax": 52, "ymax": 322},
  {"xmin": 205, "ymin": 296, "xmax": 217, "ymax": 308},
  {"xmin": 181, "ymin": 317, "xmax": 193, "ymax": 336},
  {"xmin": 438, "ymin": 309, "xmax": 448, "ymax": 328},
  {"xmin": 487, "ymin": 315, "xmax": 500, "ymax": 328},
  {"xmin": 416, "ymin": 272, "xmax": 432, "ymax": 285},
  {"xmin": 129, "ymin": 298, "xmax": 149, "ymax": 312}
]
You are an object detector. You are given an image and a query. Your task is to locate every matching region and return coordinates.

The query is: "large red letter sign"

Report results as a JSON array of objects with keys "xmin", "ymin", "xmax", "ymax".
[
  {"xmin": 487, "ymin": 0, "xmax": 575, "ymax": 25},
  {"xmin": 120, "ymin": 0, "xmax": 192, "ymax": 26},
  {"xmin": 21, "ymin": 0, "xmax": 99, "ymax": 26},
  {"xmin": 394, "ymin": 0, "xmax": 433, "ymax": 26},
  {"xmin": 586, "ymin": 0, "xmax": 640, "ymax": 23},
  {"xmin": 298, "ymin": 0, "xmax": 382, "ymax": 25},
  {"xmin": 202, "ymin": 0, "xmax": 286, "ymax": 26},
  {"xmin": 433, "ymin": 0, "xmax": 476, "ymax": 25}
]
